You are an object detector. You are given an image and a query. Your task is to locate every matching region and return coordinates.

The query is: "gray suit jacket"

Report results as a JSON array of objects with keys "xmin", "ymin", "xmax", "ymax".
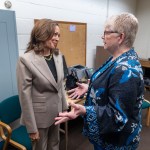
[{"xmin": 16, "ymin": 50, "xmax": 68, "ymax": 133}]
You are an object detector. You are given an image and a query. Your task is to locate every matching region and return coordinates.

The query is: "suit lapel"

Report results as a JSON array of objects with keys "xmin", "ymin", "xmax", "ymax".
[{"xmin": 31, "ymin": 52, "xmax": 58, "ymax": 90}]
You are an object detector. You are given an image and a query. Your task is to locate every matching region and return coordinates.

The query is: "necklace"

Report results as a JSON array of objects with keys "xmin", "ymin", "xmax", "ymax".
[{"xmin": 44, "ymin": 54, "xmax": 53, "ymax": 61}]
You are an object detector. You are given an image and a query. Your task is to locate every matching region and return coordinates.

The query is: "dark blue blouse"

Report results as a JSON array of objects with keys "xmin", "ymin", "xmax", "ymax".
[{"xmin": 83, "ymin": 49, "xmax": 144, "ymax": 150}]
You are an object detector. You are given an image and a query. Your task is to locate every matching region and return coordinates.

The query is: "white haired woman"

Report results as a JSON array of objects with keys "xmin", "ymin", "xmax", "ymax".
[{"xmin": 55, "ymin": 13, "xmax": 144, "ymax": 150}]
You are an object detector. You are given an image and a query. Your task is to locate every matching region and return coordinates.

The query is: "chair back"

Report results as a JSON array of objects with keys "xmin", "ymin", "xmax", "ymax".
[
  {"xmin": 0, "ymin": 95, "xmax": 32, "ymax": 150},
  {"xmin": 0, "ymin": 95, "xmax": 21, "ymax": 124},
  {"xmin": 142, "ymin": 99, "xmax": 150, "ymax": 109},
  {"xmin": 142, "ymin": 99, "xmax": 150, "ymax": 127}
]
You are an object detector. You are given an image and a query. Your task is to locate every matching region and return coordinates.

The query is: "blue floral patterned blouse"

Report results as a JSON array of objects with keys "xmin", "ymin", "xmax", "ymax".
[{"xmin": 83, "ymin": 49, "xmax": 144, "ymax": 150}]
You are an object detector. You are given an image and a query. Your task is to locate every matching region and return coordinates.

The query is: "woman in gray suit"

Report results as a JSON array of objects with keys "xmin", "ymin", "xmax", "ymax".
[{"xmin": 17, "ymin": 19, "xmax": 68, "ymax": 150}]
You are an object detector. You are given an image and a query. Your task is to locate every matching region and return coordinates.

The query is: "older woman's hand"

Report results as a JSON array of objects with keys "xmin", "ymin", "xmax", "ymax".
[
  {"xmin": 67, "ymin": 82, "xmax": 89, "ymax": 99},
  {"xmin": 55, "ymin": 102, "xmax": 86, "ymax": 125}
]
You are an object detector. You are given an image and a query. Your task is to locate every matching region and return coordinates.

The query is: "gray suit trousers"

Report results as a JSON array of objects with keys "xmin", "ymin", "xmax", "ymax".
[{"xmin": 32, "ymin": 124, "xmax": 60, "ymax": 150}]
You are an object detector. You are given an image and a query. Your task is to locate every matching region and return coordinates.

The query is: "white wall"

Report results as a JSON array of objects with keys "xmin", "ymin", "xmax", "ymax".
[
  {"xmin": 134, "ymin": 0, "xmax": 150, "ymax": 59},
  {"xmin": 0, "ymin": 0, "xmax": 137, "ymax": 68}
]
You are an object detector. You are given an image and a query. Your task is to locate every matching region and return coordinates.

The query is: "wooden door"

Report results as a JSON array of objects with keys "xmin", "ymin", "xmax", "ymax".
[
  {"xmin": 57, "ymin": 21, "xmax": 86, "ymax": 67},
  {"xmin": 95, "ymin": 46, "xmax": 110, "ymax": 69}
]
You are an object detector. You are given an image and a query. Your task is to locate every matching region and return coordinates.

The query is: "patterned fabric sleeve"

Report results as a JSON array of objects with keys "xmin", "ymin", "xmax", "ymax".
[{"xmin": 83, "ymin": 106, "xmax": 102, "ymax": 145}]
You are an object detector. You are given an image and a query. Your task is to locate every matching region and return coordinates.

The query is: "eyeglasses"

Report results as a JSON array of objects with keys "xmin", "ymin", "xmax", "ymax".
[{"xmin": 103, "ymin": 31, "xmax": 119, "ymax": 36}]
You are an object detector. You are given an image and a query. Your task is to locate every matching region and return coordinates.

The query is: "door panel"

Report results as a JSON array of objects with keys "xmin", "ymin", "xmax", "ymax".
[
  {"xmin": 0, "ymin": 10, "xmax": 18, "ymax": 101},
  {"xmin": 57, "ymin": 22, "xmax": 86, "ymax": 67}
]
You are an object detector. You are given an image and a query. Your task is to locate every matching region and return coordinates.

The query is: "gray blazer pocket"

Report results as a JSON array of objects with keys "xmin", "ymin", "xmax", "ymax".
[{"xmin": 33, "ymin": 97, "xmax": 46, "ymax": 112}]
